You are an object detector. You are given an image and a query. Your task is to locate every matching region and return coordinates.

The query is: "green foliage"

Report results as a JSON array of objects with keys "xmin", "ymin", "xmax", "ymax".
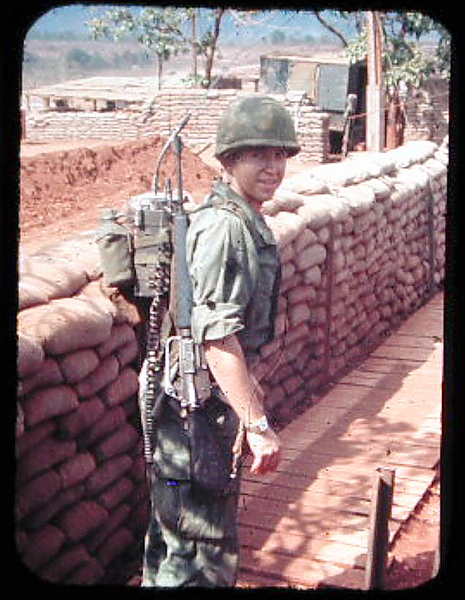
[
  {"xmin": 345, "ymin": 29, "xmax": 367, "ymax": 64},
  {"xmin": 343, "ymin": 11, "xmax": 450, "ymax": 96},
  {"xmin": 87, "ymin": 6, "xmax": 223, "ymax": 88},
  {"xmin": 270, "ymin": 29, "xmax": 286, "ymax": 44},
  {"xmin": 88, "ymin": 7, "xmax": 188, "ymax": 58},
  {"xmin": 182, "ymin": 74, "xmax": 210, "ymax": 89},
  {"xmin": 65, "ymin": 47, "xmax": 93, "ymax": 68}
]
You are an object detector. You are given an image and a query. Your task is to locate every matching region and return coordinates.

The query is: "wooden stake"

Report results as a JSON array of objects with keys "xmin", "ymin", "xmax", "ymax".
[
  {"xmin": 365, "ymin": 11, "xmax": 385, "ymax": 152},
  {"xmin": 365, "ymin": 467, "xmax": 395, "ymax": 590}
]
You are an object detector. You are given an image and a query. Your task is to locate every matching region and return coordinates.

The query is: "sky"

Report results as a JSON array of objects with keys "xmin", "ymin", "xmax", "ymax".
[{"xmin": 25, "ymin": 4, "xmax": 358, "ymax": 43}]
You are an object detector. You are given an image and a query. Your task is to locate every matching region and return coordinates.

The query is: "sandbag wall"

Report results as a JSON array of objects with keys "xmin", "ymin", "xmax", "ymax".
[
  {"xmin": 24, "ymin": 88, "xmax": 330, "ymax": 163},
  {"xmin": 16, "ymin": 235, "xmax": 147, "ymax": 584},
  {"xmin": 253, "ymin": 139, "xmax": 447, "ymax": 414},
  {"xmin": 16, "ymin": 139, "xmax": 447, "ymax": 584},
  {"xmin": 143, "ymin": 89, "xmax": 329, "ymax": 163}
]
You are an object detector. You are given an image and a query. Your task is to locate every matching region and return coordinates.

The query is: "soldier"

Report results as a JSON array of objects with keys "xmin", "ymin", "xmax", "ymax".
[{"xmin": 142, "ymin": 95, "xmax": 300, "ymax": 587}]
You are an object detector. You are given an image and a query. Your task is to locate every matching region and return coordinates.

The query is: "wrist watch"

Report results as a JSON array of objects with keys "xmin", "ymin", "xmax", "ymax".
[{"xmin": 246, "ymin": 415, "xmax": 270, "ymax": 434}]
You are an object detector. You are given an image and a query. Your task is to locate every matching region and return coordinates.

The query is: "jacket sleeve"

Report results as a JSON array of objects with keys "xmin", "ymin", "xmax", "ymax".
[{"xmin": 186, "ymin": 207, "xmax": 259, "ymax": 344}]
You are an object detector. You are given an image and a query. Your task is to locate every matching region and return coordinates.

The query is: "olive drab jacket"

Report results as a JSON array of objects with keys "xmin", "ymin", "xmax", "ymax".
[
  {"xmin": 150, "ymin": 182, "xmax": 281, "ymax": 487},
  {"xmin": 186, "ymin": 181, "xmax": 281, "ymax": 365}
]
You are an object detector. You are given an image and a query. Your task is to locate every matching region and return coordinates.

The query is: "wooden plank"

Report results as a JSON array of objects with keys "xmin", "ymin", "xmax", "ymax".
[
  {"xmin": 240, "ymin": 480, "xmax": 432, "ymax": 514},
  {"xmin": 239, "ymin": 546, "xmax": 365, "ymax": 587},
  {"xmin": 271, "ymin": 438, "xmax": 440, "ymax": 469},
  {"xmin": 318, "ymin": 567, "xmax": 367, "ymax": 590},
  {"xmin": 241, "ymin": 465, "xmax": 434, "ymax": 498},
  {"xmin": 356, "ymin": 353, "xmax": 441, "ymax": 370},
  {"xmin": 240, "ymin": 464, "xmax": 437, "ymax": 510},
  {"xmin": 235, "ymin": 292, "xmax": 442, "ymax": 590},
  {"xmin": 238, "ymin": 569, "xmax": 294, "ymax": 588},
  {"xmin": 278, "ymin": 409, "xmax": 440, "ymax": 451},
  {"xmin": 339, "ymin": 370, "xmax": 442, "ymax": 391},
  {"xmin": 280, "ymin": 433, "xmax": 440, "ymax": 457},
  {"xmin": 241, "ymin": 471, "xmax": 431, "ymax": 510},
  {"xmin": 371, "ymin": 344, "xmax": 442, "ymax": 363},
  {"xmin": 239, "ymin": 490, "xmax": 370, "ymax": 519},
  {"xmin": 238, "ymin": 516, "xmax": 369, "ymax": 550},
  {"xmin": 239, "ymin": 486, "xmax": 425, "ymax": 524},
  {"xmin": 381, "ymin": 336, "xmax": 442, "ymax": 350},
  {"xmin": 314, "ymin": 383, "xmax": 441, "ymax": 409},
  {"xmin": 333, "ymin": 427, "xmax": 440, "ymax": 449},
  {"xmin": 393, "ymin": 321, "xmax": 443, "ymax": 338},
  {"xmin": 279, "ymin": 404, "xmax": 352, "ymax": 438}
]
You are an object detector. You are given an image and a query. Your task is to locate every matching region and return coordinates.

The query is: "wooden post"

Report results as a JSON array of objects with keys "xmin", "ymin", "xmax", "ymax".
[
  {"xmin": 426, "ymin": 183, "xmax": 436, "ymax": 294},
  {"xmin": 191, "ymin": 10, "xmax": 198, "ymax": 83},
  {"xmin": 323, "ymin": 218, "xmax": 335, "ymax": 379},
  {"xmin": 342, "ymin": 93, "xmax": 357, "ymax": 156},
  {"xmin": 365, "ymin": 467, "xmax": 395, "ymax": 590},
  {"xmin": 21, "ymin": 109, "xmax": 26, "ymax": 140},
  {"xmin": 365, "ymin": 11, "xmax": 385, "ymax": 152}
]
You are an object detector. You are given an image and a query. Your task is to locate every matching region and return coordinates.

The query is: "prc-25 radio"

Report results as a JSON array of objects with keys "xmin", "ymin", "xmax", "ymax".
[{"xmin": 96, "ymin": 115, "xmax": 210, "ymax": 465}]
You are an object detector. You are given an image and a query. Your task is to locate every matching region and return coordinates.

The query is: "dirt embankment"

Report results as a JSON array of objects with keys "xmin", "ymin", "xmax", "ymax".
[{"xmin": 19, "ymin": 137, "xmax": 220, "ymax": 253}]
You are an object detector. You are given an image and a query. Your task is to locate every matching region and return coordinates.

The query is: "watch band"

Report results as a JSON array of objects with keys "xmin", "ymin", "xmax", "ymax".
[{"xmin": 246, "ymin": 415, "xmax": 269, "ymax": 434}]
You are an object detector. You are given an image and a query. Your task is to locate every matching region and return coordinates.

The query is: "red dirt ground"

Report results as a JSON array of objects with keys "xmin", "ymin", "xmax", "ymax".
[
  {"xmin": 19, "ymin": 137, "xmax": 220, "ymax": 254},
  {"xmin": 19, "ymin": 137, "xmax": 440, "ymax": 590}
]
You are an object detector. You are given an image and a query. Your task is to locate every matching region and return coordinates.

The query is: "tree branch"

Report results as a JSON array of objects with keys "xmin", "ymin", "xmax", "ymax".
[
  {"xmin": 313, "ymin": 11, "xmax": 348, "ymax": 48},
  {"xmin": 205, "ymin": 8, "xmax": 224, "ymax": 87}
]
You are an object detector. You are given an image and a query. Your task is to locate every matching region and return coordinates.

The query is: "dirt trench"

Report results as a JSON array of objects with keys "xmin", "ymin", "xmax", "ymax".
[{"xmin": 19, "ymin": 137, "xmax": 220, "ymax": 254}]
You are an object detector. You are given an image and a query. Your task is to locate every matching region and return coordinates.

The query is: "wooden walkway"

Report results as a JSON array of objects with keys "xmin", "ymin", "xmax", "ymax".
[{"xmin": 237, "ymin": 291, "xmax": 443, "ymax": 589}]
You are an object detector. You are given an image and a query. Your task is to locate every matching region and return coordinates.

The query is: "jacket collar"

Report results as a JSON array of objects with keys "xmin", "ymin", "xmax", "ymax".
[{"xmin": 210, "ymin": 181, "xmax": 276, "ymax": 246}]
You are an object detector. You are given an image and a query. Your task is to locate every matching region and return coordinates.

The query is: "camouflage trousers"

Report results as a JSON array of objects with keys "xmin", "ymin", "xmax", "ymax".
[
  {"xmin": 139, "ymin": 365, "xmax": 242, "ymax": 587},
  {"xmin": 141, "ymin": 474, "xmax": 241, "ymax": 587}
]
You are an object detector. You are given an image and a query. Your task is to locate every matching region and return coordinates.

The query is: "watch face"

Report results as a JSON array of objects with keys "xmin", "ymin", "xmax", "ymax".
[
  {"xmin": 257, "ymin": 416, "xmax": 269, "ymax": 432},
  {"xmin": 248, "ymin": 415, "xmax": 269, "ymax": 434}
]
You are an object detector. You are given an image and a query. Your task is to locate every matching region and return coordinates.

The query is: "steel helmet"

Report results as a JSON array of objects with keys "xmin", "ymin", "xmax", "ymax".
[{"xmin": 215, "ymin": 95, "xmax": 300, "ymax": 158}]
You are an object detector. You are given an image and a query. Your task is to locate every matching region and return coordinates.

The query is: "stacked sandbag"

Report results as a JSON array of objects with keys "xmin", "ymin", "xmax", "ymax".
[
  {"xmin": 140, "ymin": 89, "xmax": 330, "ymax": 163},
  {"xmin": 403, "ymin": 85, "xmax": 449, "ymax": 145},
  {"xmin": 16, "ymin": 242, "xmax": 147, "ymax": 585},
  {"xmin": 25, "ymin": 87, "xmax": 331, "ymax": 163},
  {"xmin": 16, "ymin": 138, "xmax": 448, "ymax": 582},
  {"xmin": 25, "ymin": 110, "xmax": 144, "ymax": 143},
  {"xmin": 254, "ymin": 140, "xmax": 447, "ymax": 418}
]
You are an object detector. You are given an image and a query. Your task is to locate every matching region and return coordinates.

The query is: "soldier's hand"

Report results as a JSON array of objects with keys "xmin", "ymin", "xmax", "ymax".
[{"xmin": 246, "ymin": 428, "xmax": 281, "ymax": 476}]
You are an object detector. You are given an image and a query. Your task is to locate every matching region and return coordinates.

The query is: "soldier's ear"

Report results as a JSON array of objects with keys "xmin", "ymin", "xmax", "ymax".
[{"xmin": 217, "ymin": 151, "xmax": 237, "ymax": 175}]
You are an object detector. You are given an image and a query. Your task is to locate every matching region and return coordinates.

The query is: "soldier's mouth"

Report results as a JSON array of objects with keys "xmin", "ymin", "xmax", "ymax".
[{"xmin": 258, "ymin": 180, "xmax": 279, "ymax": 187}]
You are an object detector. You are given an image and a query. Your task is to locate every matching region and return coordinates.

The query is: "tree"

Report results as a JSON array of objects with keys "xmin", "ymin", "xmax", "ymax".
[
  {"xmin": 313, "ymin": 11, "xmax": 451, "ymax": 147},
  {"xmin": 87, "ymin": 6, "xmax": 224, "ymax": 89},
  {"xmin": 88, "ymin": 7, "xmax": 185, "ymax": 89},
  {"xmin": 196, "ymin": 8, "xmax": 224, "ymax": 88},
  {"xmin": 270, "ymin": 29, "xmax": 286, "ymax": 45}
]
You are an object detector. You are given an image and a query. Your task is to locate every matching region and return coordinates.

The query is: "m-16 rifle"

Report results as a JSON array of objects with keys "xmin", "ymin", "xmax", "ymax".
[{"xmin": 158, "ymin": 120, "xmax": 211, "ymax": 415}]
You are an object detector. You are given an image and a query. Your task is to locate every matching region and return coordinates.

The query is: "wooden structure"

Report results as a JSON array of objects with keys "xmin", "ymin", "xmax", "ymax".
[
  {"xmin": 22, "ymin": 77, "xmax": 160, "ymax": 112},
  {"xmin": 237, "ymin": 291, "xmax": 442, "ymax": 588},
  {"xmin": 22, "ymin": 75, "xmax": 259, "ymax": 112},
  {"xmin": 259, "ymin": 53, "xmax": 367, "ymax": 146},
  {"xmin": 365, "ymin": 11, "xmax": 385, "ymax": 152}
]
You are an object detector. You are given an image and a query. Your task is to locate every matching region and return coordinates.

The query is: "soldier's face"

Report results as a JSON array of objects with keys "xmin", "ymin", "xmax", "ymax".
[{"xmin": 224, "ymin": 147, "xmax": 287, "ymax": 209}]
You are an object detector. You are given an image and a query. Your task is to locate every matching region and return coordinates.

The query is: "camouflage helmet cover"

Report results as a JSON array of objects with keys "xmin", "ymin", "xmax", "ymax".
[{"xmin": 215, "ymin": 95, "xmax": 300, "ymax": 158}]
